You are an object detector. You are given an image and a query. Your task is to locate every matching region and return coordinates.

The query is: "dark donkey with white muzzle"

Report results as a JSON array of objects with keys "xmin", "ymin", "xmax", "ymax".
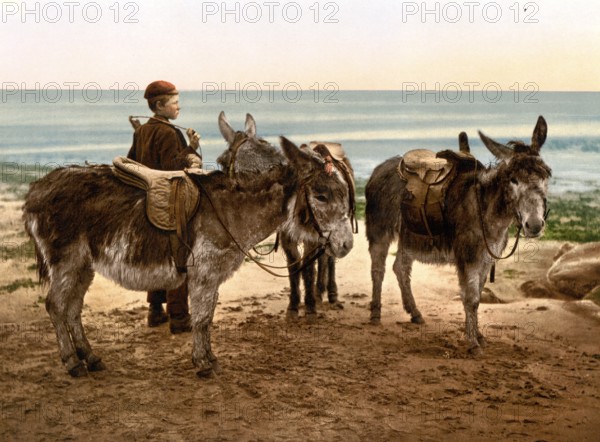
[
  {"xmin": 279, "ymin": 142, "xmax": 357, "ymax": 316},
  {"xmin": 23, "ymin": 112, "xmax": 354, "ymax": 377},
  {"xmin": 366, "ymin": 117, "xmax": 551, "ymax": 354}
]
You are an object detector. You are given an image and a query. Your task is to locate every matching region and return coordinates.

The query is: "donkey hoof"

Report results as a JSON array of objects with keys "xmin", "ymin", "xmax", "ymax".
[
  {"xmin": 411, "ymin": 314, "xmax": 425, "ymax": 325},
  {"xmin": 477, "ymin": 335, "xmax": 488, "ymax": 348},
  {"xmin": 196, "ymin": 367, "xmax": 215, "ymax": 378},
  {"xmin": 87, "ymin": 359, "xmax": 107, "ymax": 372},
  {"xmin": 68, "ymin": 362, "xmax": 88, "ymax": 378},
  {"xmin": 369, "ymin": 316, "xmax": 381, "ymax": 325},
  {"xmin": 286, "ymin": 309, "xmax": 299, "ymax": 320},
  {"xmin": 468, "ymin": 345, "xmax": 484, "ymax": 357},
  {"xmin": 329, "ymin": 300, "xmax": 344, "ymax": 310},
  {"xmin": 305, "ymin": 306, "xmax": 317, "ymax": 316}
]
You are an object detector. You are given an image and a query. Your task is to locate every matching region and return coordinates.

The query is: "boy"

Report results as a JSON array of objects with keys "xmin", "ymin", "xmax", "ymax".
[{"xmin": 128, "ymin": 80, "xmax": 201, "ymax": 333}]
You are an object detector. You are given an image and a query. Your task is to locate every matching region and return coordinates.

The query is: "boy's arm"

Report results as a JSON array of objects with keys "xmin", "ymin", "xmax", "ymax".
[
  {"xmin": 155, "ymin": 129, "xmax": 201, "ymax": 170},
  {"xmin": 127, "ymin": 132, "xmax": 138, "ymax": 160}
]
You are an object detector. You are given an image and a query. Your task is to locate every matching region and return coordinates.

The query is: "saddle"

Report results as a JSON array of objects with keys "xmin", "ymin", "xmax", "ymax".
[
  {"xmin": 309, "ymin": 141, "xmax": 346, "ymax": 162},
  {"xmin": 112, "ymin": 156, "xmax": 203, "ymax": 272},
  {"xmin": 398, "ymin": 148, "xmax": 481, "ymax": 238}
]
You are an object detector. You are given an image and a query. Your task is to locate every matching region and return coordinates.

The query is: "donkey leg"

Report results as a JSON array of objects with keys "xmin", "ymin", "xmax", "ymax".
[
  {"xmin": 393, "ymin": 250, "xmax": 424, "ymax": 324},
  {"xmin": 458, "ymin": 266, "xmax": 483, "ymax": 355},
  {"xmin": 475, "ymin": 261, "xmax": 494, "ymax": 347},
  {"xmin": 369, "ymin": 239, "xmax": 391, "ymax": 324},
  {"xmin": 46, "ymin": 273, "xmax": 87, "ymax": 377},
  {"xmin": 316, "ymin": 254, "xmax": 328, "ymax": 303},
  {"xmin": 281, "ymin": 234, "xmax": 302, "ymax": 316},
  {"xmin": 326, "ymin": 256, "xmax": 340, "ymax": 303},
  {"xmin": 190, "ymin": 281, "xmax": 220, "ymax": 377},
  {"xmin": 302, "ymin": 258, "xmax": 317, "ymax": 315},
  {"xmin": 66, "ymin": 266, "xmax": 106, "ymax": 372}
]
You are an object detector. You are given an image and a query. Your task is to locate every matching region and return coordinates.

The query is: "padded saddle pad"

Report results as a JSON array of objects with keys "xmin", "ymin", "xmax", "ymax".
[
  {"xmin": 112, "ymin": 156, "xmax": 200, "ymax": 231},
  {"xmin": 309, "ymin": 140, "xmax": 356, "ymax": 201},
  {"xmin": 398, "ymin": 149, "xmax": 454, "ymax": 184},
  {"xmin": 397, "ymin": 149, "xmax": 457, "ymax": 237},
  {"xmin": 309, "ymin": 141, "xmax": 346, "ymax": 162},
  {"xmin": 436, "ymin": 149, "xmax": 483, "ymax": 173}
]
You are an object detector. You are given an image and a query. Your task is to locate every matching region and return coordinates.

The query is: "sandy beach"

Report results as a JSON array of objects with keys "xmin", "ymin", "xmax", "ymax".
[{"xmin": 1, "ymin": 184, "xmax": 599, "ymax": 441}]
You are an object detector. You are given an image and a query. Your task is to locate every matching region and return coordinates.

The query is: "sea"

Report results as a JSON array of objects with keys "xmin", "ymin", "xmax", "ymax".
[{"xmin": 1, "ymin": 90, "xmax": 599, "ymax": 195}]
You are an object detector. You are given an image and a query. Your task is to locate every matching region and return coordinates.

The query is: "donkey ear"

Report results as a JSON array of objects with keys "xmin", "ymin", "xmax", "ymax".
[
  {"xmin": 218, "ymin": 111, "xmax": 235, "ymax": 144},
  {"xmin": 280, "ymin": 136, "xmax": 313, "ymax": 168},
  {"xmin": 531, "ymin": 115, "xmax": 547, "ymax": 153},
  {"xmin": 478, "ymin": 130, "xmax": 513, "ymax": 162},
  {"xmin": 458, "ymin": 132, "xmax": 470, "ymax": 153},
  {"xmin": 245, "ymin": 113, "xmax": 257, "ymax": 138}
]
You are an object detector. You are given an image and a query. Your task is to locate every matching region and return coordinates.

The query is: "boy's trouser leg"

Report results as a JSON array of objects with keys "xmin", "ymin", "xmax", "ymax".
[
  {"xmin": 167, "ymin": 280, "xmax": 191, "ymax": 334},
  {"xmin": 147, "ymin": 290, "xmax": 167, "ymax": 327},
  {"xmin": 147, "ymin": 290, "xmax": 167, "ymax": 304}
]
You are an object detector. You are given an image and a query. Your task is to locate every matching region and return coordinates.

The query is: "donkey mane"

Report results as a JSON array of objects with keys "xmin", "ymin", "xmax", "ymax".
[
  {"xmin": 215, "ymin": 131, "xmax": 291, "ymax": 189},
  {"xmin": 503, "ymin": 153, "xmax": 552, "ymax": 179}
]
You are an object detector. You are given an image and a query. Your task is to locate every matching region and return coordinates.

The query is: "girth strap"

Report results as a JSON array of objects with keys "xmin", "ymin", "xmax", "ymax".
[{"xmin": 171, "ymin": 177, "xmax": 193, "ymax": 273}]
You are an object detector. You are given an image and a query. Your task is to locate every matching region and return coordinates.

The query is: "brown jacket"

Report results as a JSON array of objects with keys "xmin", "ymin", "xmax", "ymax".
[{"xmin": 127, "ymin": 117, "xmax": 198, "ymax": 170}]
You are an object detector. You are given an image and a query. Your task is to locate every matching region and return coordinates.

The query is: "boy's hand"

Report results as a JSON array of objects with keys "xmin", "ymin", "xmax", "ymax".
[
  {"xmin": 186, "ymin": 154, "xmax": 202, "ymax": 169},
  {"xmin": 186, "ymin": 128, "xmax": 201, "ymax": 150},
  {"xmin": 129, "ymin": 116, "xmax": 141, "ymax": 130}
]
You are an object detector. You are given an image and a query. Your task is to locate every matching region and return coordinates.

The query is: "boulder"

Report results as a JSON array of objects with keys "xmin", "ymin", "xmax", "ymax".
[
  {"xmin": 546, "ymin": 242, "xmax": 600, "ymax": 299},
  {"xmin": 480, "ymin": 287, "xmax": 505, "ymax": 304}
]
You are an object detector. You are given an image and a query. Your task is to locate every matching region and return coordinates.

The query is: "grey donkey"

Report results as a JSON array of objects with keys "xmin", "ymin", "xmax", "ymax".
[
  {"xmin": 365, "ymin": 116, "xmax": 551, "ymax": 354},
  {"xmin": 23, "ymin": 112, "xmax": 354, "ymax": 377}
]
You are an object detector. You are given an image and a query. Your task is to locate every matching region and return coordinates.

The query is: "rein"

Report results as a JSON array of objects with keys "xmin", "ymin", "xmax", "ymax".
[
  {"xmin": 195, "ymin": 160, "xmax": 329, "ymax": 278},
  {"xmin": 475, "ymin": 183, "xmax": 522, "ymax": 261}
]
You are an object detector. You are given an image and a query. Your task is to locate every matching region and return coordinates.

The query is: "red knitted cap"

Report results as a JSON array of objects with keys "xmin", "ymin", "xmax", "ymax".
[{"xmin": 144, "ymin": 81, "xmax": 178, "ymax": 100}]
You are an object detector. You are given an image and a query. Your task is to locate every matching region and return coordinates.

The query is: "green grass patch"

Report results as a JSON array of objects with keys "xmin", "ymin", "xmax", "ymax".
[
  {"xmin": 0, "ymin": 239, "xmax": 36, "ymax": 263},
  {"xmin": 502, "ymin": 268, "xmax": 519, "ymax": 279},
  {"xmin": 0, "ymin": 278, "xmax": 37, "ymax": 294},
  {"xmin": 1, "ymin": 163, "xmax": 55, "ymax": 185},
  {"xmin": 1, "ymin": 163, "xmax": 58, "ymax": 200},
  {"xmin": 544, "ymin": 191, "xmax": 600, "ymax": 242},
  {"xmin": 355, "ymin": 178, "xmax": 366, "ymax": 221}
]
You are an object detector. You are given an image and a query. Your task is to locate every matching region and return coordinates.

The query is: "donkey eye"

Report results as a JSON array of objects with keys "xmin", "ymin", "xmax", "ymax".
[
  {"xmin": 510, "ymin": 178, "xmax": 519, "ymax": 185},
  {"xmin": 315, "ymin": 194, "xmax": 328, "ymax": 203}
]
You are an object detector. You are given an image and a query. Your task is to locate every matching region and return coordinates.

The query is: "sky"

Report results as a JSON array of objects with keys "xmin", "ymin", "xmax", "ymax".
[{"xmin": 1, "ymin": 0, "xmax": 599, "ymax": 91}]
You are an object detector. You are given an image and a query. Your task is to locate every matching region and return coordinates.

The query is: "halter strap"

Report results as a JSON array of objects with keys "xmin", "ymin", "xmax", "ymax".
[{"xmin": 227, "ymin": 132, "xmax": 249, "ymax": 179}]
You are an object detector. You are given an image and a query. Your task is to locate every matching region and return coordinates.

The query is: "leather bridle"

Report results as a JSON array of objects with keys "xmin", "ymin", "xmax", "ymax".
[{"xmin": 195, "ymin": 138, "xmax": 330, "ymax": 278}]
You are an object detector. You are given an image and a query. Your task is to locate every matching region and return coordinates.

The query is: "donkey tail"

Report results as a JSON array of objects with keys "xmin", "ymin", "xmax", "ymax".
[
  {"xmin": 33, "ymin": 241, "xmax": 49, "ymax": 285},
  {"xmin": 23, "ymin": 215, "xmax": 49, "ymax": 285}
]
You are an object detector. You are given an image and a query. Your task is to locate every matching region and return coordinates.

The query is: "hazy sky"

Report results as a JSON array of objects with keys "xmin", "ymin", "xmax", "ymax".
[{"xmin": 1, "ymin": 0, "xmax": 598, "ymax": 91}]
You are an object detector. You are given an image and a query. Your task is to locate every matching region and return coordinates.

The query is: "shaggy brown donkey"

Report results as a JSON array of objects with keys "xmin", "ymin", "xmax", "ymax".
[{"xmin": 23, "ymin": 112, "xmax": 354, "ymax": 377}]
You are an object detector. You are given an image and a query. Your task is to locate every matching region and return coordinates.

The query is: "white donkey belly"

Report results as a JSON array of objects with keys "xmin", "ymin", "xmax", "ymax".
[
  {"xmin": 409, "ymin": 247, "xmax": 456, "ymax": 265},
  {"xmin": 92, "ymin": 235, "xmax": 185, "ymax": 291}
]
